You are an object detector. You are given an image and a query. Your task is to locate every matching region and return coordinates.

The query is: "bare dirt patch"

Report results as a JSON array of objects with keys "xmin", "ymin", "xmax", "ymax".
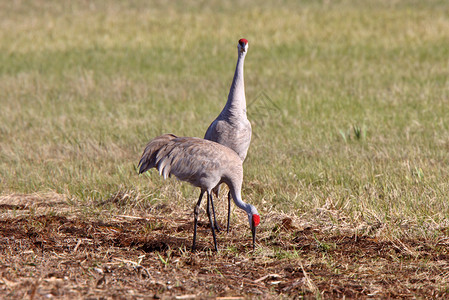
[{"xmin": 0, "ymin": 196, "xmax": 448, "ymax": 299}]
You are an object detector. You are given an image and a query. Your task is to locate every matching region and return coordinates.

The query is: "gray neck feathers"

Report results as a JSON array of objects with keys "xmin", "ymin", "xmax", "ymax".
[
  {"xmin": 221, "ymin": 53, "xmax": 246, "ymax": 120},
  {"xmin": 229, "ymin": 184, "xmax": 251, "ymax": 215}
]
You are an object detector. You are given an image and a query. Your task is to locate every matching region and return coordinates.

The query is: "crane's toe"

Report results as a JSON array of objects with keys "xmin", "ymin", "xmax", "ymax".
[{"xmin": 214, "ymin": 221, "xmax": 221, "ymax": 233}]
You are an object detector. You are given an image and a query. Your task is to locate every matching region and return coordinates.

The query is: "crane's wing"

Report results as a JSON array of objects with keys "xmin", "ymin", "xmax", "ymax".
[
  {"xmin": 139, "ymin": 135, "xmax": 243, "ymax": 193},
  {"xmin": 139, "ymin": 135, "xmax": 241, "ymax": 188},
  {"xmin": 138, "ymin": 134, "xmax": 178, "ymax": 174},
  {"xmin": 154, "ymin": 137, "xmax": 223, "ymax": 182}
]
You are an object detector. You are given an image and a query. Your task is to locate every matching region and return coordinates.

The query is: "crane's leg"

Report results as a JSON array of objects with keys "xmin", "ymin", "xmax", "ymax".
[
  {"xmin": 226, "ymin": 191, "xmax": 231, "ymax": 233},
  {"xmin": 206, "ymin": 192, "xmax": 218, "ymax": 251},
  {"xmin": 192, "ymin": 190, "xmax": 204, "ymax": 251},
  {"xmin": 210, "ymin": 196, "xmax": 221, "ymax": 233}
]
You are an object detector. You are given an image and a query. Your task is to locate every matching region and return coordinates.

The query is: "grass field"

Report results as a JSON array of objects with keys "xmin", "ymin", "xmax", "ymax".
[{"xmin": 1, "ymin": 0, "xmax": 449, "ymax": 298}]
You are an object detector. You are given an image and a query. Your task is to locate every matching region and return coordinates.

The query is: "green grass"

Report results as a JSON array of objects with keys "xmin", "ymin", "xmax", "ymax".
[{"xmin": 1, "ymin": 0, "xmax": 449, "ymax": 237}]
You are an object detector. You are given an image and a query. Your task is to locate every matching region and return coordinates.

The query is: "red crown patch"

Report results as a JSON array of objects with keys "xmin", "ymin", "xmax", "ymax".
[{"xmin": 253, "ymin": 214, "xmax": 260, "ymax": 227}]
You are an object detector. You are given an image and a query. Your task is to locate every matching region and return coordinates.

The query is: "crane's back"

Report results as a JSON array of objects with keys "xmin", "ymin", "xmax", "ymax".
[{"xmin": 139, "ymin": 135, "xmax": 243, "ymax": 192}]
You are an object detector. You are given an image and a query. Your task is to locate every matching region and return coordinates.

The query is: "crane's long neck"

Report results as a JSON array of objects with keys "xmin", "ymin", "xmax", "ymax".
[
  {"xmin": 222, "ymin": 53, "xmax": 247, "ymax": 119},
  {"xmin": 229, "ymin": 183, "xmax": 252, "ymax": 215}
]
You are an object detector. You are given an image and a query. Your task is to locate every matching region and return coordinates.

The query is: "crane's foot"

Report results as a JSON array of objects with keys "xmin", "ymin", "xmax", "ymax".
[{"xmin": 214, "ymin": 222, "xmax": 222, "ymax": 233}]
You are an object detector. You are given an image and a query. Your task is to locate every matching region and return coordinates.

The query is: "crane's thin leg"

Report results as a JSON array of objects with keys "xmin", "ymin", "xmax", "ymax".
[
  {"xmin": 226, "ymin": 191, "xmax": 231, "ymax": 233},
  {"xmin": 210, "ymin": 196, "xmax": 221, "ymax": 233},
  {"xmin": 206, "ymin": 192, "xmax": 218, "ymax": 251},
  {"xmin": 192, "ymin": 190, "xmax": 204, "ymax": 251}
]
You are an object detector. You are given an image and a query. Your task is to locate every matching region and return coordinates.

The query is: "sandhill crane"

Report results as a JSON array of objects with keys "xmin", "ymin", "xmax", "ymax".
[
  {"xmin": 138, "ymin": 134, "xmax": 260, "ymax": 251},
  {"xmin": 204, "ymin": 38, "xmax": 252, "ymax": 233}
]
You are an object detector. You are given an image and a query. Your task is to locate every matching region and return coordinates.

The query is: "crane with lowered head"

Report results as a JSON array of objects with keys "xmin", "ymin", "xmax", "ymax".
[{"xmin": 138, "ymin": 134, "xmax": 260, "ymax": 251}]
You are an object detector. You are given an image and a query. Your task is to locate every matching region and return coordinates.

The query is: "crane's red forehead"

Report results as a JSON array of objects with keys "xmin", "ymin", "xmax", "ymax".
[
  {"xmin": 253, "ymin": 214, "xmax": 260, "ymax": 227},
  {"xmin": 239, "ymin": 38, "xmax": 248, "ymax": 45}
]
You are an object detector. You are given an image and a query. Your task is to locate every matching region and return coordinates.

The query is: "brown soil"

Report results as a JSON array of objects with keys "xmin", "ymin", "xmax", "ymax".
[{"xmin": 0, "ymin": 195, "xmax": 448, "ymax": 299}]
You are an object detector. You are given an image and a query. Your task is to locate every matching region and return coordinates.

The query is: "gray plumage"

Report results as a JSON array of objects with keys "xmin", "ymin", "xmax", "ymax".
[
  {"xmin": 204, "ymin": 38, "xmax": 252, "ymax": 232},
  {"xmin": 138, "ymin": 134, "xmax": 260, "ymax": 251},
  {"xmin": 205, "ymin": 38, "xmax": 251, "ymax": 161}
]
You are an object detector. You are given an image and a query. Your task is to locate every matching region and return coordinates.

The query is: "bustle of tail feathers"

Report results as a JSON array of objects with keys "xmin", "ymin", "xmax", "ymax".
[{"xmin": 138, "ymin": 134, "xmax": 178, "ymax": 174}]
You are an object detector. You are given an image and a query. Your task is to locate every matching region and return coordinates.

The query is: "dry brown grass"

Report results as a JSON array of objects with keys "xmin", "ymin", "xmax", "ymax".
[{"xmin": 1, "ymin": 194, "xmax": 449, "ymax": 299}]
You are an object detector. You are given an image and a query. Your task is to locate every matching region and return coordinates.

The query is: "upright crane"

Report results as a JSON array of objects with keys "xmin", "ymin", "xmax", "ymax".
[{"xmin": 204, "ymin": 38, "xmax": 252, "ymax": 233}]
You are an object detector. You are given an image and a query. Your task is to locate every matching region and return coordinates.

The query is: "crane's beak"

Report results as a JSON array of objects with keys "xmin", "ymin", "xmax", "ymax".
[
  {"xmin": 251, "ymin": 225, "xmax": 256, "ymax": 251},
  {"xmin": 240, "ymin": 46, "xmax": 246, "ymax": 53}
]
